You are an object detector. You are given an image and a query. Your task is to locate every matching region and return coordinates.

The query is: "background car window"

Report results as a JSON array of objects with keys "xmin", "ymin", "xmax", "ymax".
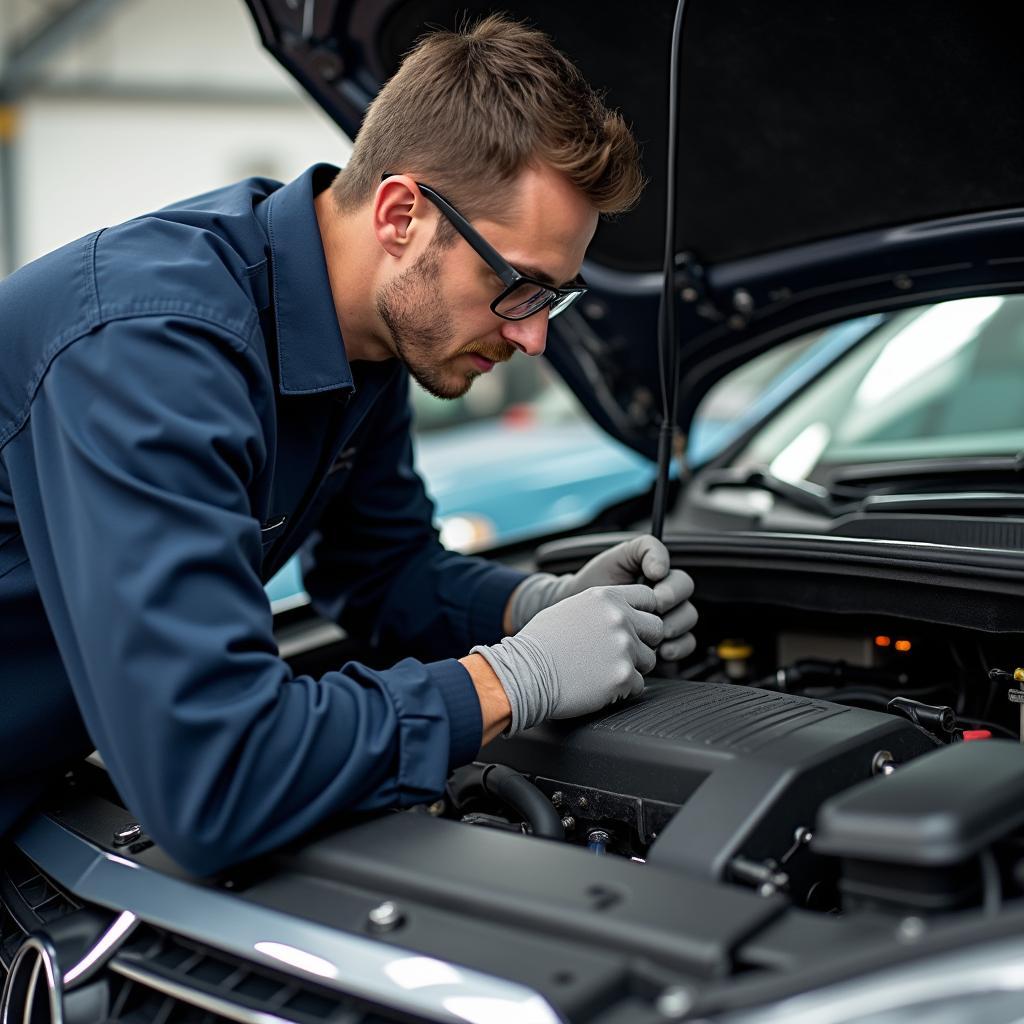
[
  {"xmin": 732, "ymin": 295, "xmax": 1024, "ymax": 482},
  {"xmin": 688, "ymin": 334, "xmax": 820, "ymax": 464},
  {"xmin": 688, "ymin": 314, "xmax": 885, "ymax": 466}
]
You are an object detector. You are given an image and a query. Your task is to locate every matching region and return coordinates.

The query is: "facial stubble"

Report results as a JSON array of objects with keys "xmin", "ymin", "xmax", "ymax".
[
  {"xmin": 377, "ymin": 245, "xmax": 475, "ymax": 399},
  {"xmin": 376, "ymin": 243, "xmax": 516, "ymax": 400}
]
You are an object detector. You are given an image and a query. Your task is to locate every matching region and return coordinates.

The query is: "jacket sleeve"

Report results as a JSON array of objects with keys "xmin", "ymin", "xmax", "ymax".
[
  {"xmin": 6, "ymin": 314, "xmax": 482, "ymax": 876},
  {"xmin": 301, "ymin": 367, "xmax": 528, "ymax": 663}
]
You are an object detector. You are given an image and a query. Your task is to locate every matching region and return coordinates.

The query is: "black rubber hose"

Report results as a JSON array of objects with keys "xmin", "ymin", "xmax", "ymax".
[
  {"xmin": 447, "ymin": 764, "xmax": 565, "ymax": 840},
  {"xmin": 481, "ymin": 765, "xmax": 565, "ymax": 840},
  {"xmin": 446, "ymin": 764, "xmax": 488, "ymax": 808},
  {"xmin": 887, "ymin": 697, "xmax": 956, "ymax": 734}
]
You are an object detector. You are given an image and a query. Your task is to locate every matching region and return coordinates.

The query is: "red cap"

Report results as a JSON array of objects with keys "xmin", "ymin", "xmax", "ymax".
[{"xmin": 962, "ymin": 729, "xmax": 992, "ymax": 741}]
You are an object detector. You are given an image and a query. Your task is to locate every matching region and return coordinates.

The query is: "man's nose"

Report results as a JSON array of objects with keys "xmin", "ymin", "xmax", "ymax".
[{"xmin": 500, "ymin": 310, "xmax": 549, "ymax": 357}]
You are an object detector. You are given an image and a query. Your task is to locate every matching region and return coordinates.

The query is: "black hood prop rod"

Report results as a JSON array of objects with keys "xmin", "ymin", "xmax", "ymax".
[{"xmin": 651, "ymin": 0, "xmax": 689, "ymax": 539}]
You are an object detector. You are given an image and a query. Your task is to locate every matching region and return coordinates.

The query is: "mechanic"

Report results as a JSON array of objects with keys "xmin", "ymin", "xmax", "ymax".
[{"xmin": 0, "ymin": 16, "xmax": 697, "ymax": 875}]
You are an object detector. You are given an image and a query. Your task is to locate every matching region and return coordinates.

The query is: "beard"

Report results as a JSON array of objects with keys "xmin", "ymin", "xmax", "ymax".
[{"xmin": 376, "ymin": 244, "xmax": 516, "ymax": 400}]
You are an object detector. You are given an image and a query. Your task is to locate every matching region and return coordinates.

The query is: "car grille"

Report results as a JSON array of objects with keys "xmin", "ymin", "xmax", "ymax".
[
  {"xmin": 1, "ymin": 844, "xmax": 80, "ymax": 972},
  {"xmin": 107, "ymin": 925, "xmax": 401, "ymax": 1023},
  {"xmin": 0, "ymin": 847, "xmax": 428, "ymax": 1024}
]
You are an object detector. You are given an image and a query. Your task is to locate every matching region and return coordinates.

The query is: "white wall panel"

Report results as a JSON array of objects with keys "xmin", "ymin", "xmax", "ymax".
[{"xmin": 15, "ymin": 95, "xmax": 349, "ymax": 265}]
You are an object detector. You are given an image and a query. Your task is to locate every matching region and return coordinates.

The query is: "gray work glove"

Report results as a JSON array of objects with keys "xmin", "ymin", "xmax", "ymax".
[
  {"xmin": 508, "ymin": 534, "xmax": 698, "ymax": 662},
  {"xmin": 474, "ymin": 584, "xmax": 664, "ymax": 734}
]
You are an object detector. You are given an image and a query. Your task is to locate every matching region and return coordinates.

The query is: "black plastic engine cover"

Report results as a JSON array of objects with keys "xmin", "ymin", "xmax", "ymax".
[
  {"xmin": 483, "ymin": 679, "xmax": 936, "ymax": 881},
  {"xmin": 282, "ymin": 810, "xmax": 787, "ymax": 979}
]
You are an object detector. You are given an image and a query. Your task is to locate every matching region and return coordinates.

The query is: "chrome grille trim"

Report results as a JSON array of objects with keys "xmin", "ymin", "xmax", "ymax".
[
  {"xmin": 108, "ymin": 959, "xmax": 293, "ymax": 1024},
  {"xmin": 13, "ymin": 815, "xmax": 564, "ymax": 1024},
  {"xmin": 63, "ymin": 911, "xmax": 138, "ymax": 988}
]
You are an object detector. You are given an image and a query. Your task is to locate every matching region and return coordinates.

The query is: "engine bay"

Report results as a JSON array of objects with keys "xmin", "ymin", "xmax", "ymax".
[
  {"xmin": 446, "ymin": 606, "xmax": 1024, "ymax": 924},
  {"xmin": 257, "ymin": 601, "xmax": 1024, "ymax": 1018}
]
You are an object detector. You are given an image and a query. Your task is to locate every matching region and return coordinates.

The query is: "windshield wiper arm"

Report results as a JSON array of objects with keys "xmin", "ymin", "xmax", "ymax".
[
  {"xmin": 743, "ymin": 469, "xmax": 847, "ymax": 516},
  {"xmin": 700, "ymin": 467, "xmax": 847, "ymax": 517}
]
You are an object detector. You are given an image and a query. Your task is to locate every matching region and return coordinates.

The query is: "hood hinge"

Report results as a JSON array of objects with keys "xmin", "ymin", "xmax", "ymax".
[{"xmin": 678, "ymin": 251, "xmax": 756, "ymax": 330}]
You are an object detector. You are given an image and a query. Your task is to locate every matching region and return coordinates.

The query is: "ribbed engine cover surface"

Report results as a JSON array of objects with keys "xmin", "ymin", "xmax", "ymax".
[
  {"xmin": 592, "ymin": 681, "xmax": 848, "ymax": 753},
  {"xmin": 484, "ymin": 679, "xmax": 935, "ymax": 877}
]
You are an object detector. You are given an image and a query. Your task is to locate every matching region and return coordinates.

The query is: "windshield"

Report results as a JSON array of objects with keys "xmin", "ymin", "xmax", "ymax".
[{"xmin": 730, "ymin": 294, "xmax": 1024, "ymax": 484}]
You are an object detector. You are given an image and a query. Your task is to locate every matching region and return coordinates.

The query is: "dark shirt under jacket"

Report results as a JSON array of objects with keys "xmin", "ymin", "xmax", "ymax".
[{"xmin": 0, "ymin": 164, "xmax": 526, "ymax": 874}]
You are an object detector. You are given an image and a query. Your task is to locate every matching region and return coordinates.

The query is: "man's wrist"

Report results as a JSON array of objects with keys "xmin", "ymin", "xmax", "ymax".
[
  {"xmin": 502, "ymin": 591, "xmax": 517, "ymax": 635},
  {"xmin": 459, "ymin": 653, "xmax": 512, "ymax": 746}
]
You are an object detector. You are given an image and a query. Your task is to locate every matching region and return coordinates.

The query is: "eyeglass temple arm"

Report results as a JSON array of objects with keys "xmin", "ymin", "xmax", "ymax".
[
  {"xmin": 415, "ymin": 183, "xmax": 519, "ymax": 286},
  {"xmin": 380, "ymin": 173, "xmax": 517, "ymax": 287}
]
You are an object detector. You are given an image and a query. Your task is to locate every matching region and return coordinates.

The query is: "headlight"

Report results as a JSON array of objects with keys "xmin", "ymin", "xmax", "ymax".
[{"xmin": 438, "ymin": 514, "xmax": 496, "ymax": 553}]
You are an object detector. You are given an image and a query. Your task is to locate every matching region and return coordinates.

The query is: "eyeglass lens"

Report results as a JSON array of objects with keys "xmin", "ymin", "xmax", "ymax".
[
  {"xmin": 494, "ymin": 282, "xmax": 581, "ymax": 320},
  {"xmin": 494, "ymin": 281, "xmax": 557, "ymax": 319}
]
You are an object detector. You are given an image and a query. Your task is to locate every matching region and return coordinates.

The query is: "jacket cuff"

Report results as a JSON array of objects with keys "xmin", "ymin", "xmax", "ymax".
[
  {"xmin": 466, "ymin": 565, "xmax": 530, "ymax": 645},
  {"xmin": 428, "ymin": 658, "xmax": 483, "ymax": 771}
]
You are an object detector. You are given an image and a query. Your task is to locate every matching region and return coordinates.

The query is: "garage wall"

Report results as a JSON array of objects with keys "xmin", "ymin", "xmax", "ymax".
[
  {"xmin": 2, "ymin": 0, "xmax": 352, "ymax": 271},
  {"xmin": 15, "ymin": 95, "xmax": 349, "ymax": 264}
]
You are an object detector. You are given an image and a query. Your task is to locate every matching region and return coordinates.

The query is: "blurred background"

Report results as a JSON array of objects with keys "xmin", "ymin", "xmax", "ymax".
[{"xmin": 0, "ymin": 0, "xmax": 344, "ymax": 272}]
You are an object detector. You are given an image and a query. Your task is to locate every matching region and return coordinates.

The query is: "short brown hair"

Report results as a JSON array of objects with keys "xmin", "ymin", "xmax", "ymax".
[{"xmin": 331, "ymin": 14, "xmax": 644, "ymax": 221}]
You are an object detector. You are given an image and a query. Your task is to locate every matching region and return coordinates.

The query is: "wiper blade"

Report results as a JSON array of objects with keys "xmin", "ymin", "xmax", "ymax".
[
  {"xmin": 703, "ymin": 462, "xmax": 1024, "ymax": 522},
  {"xmin": 860, "ymin": 492, "xmax": 1024, "ymax": 514},
  {"xmin": 705, "ymin": 470, "xmax": 1024, "ymax": 519},
  {"xmin": 828, "ymin": 454, "xmax": 1024, "ymax": 497}
]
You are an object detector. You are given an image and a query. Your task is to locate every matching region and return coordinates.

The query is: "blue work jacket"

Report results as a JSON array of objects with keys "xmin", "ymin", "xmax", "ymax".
[{"xmin": 0, "ymin": 164, "xmax": 526, "ymax": 874}]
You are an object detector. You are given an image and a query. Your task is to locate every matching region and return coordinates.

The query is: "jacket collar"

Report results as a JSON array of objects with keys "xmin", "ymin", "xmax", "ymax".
[{"xmin": 261, "ymin": 163, "xmax": 353, "ymax": 396}]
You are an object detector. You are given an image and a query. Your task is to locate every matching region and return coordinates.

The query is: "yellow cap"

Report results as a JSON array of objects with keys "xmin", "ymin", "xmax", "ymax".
[
  {"xmin": 717, "ymin": 640, "xmax": 753, "ymax": 661},
  {"xmin": 1014, "ymin": 668, "xmax": 1024, "ymax": 684}
]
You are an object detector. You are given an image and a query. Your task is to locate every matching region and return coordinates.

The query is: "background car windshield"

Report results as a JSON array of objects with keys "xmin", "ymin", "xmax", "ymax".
[{"xmin": 727, "ymin": 294, "xmax": 1024, "ymax": 483}]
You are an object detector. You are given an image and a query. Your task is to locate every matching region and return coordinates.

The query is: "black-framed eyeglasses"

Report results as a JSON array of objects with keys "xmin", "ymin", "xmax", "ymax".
[{"xmin": 381, "ymin": 173, "xmax": 587, "ymax": 321}]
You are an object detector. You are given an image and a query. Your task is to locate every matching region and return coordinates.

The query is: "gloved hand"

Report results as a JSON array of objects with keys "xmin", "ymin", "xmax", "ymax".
[
  {"xmin": 473, "ymin": 584, "xmax": 664, "ymax": 734},
  {"xmin": 507, "ymin": 534, "xmax": 698, "ymax": 661}
]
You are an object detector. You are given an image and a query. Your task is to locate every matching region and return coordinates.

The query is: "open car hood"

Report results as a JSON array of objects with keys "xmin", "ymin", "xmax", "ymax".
[{"xmin": 244, "ymin": 0, "xmax": 1024, "ymax": 460}]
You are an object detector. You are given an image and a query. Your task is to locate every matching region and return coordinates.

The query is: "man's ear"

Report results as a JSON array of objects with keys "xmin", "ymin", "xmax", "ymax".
[{"xmin": 373, "ymin": 175, "xmax": 430, "ymax": 258}]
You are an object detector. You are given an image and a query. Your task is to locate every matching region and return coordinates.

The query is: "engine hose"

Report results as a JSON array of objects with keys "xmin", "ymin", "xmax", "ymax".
[{"xmin": 447, "ymin": 764, "xmax": 565, "ymax": 840}]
